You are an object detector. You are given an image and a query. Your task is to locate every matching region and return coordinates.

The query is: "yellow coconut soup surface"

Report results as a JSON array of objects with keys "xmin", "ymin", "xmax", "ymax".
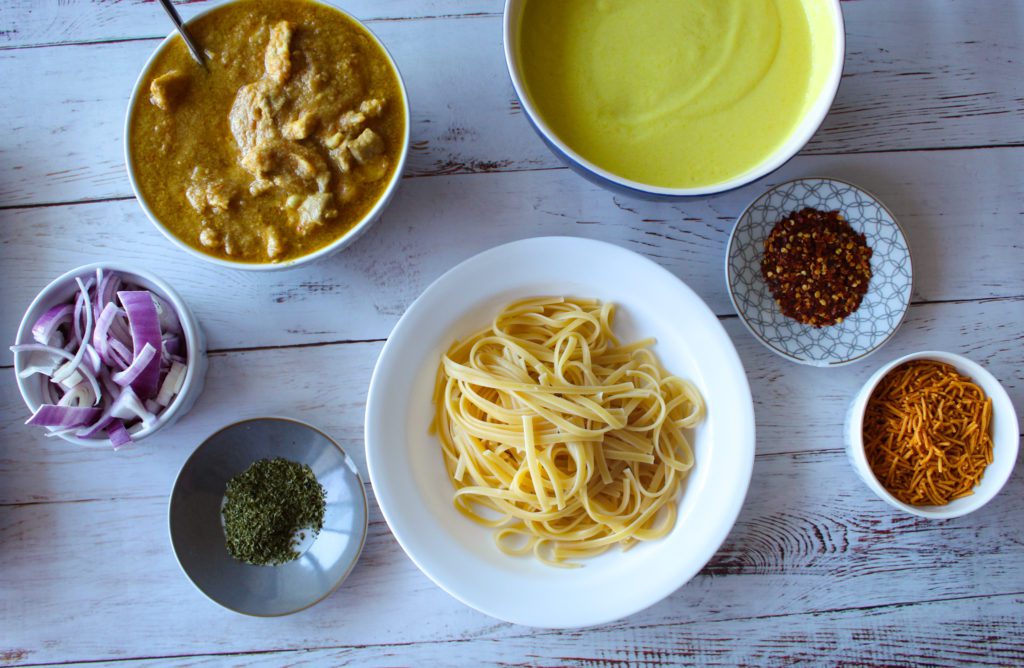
[{"xmin": 518, "ymin": 0, "xmax": 822, "ymax": 189}]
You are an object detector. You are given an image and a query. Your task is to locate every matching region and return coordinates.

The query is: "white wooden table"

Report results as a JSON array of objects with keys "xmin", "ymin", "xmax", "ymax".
[{"xmin": 2, "ymin": 1, "xmax": 1022, "ymax": 665}]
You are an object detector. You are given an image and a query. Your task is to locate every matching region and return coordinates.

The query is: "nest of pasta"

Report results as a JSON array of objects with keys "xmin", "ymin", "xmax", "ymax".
[{"xmin": 431, "ymin": 297, "xmax": 704, "ymax": 566}]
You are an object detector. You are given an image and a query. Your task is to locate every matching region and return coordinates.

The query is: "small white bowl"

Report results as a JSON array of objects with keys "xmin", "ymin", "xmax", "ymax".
[
  {"xmin": 124, "ymin": 0, "xmax": 410, "ymax": 270},
  {"xmin": 845, "ymin": 351, "xmax": 1019, "ymax": 519},
  {"xmin": 502, "ymin": 0, "xmax": 845, "ymax": 198},
  {"xmin": 13, "ymin": 263, "xmax": 208, "ymax": 448}
]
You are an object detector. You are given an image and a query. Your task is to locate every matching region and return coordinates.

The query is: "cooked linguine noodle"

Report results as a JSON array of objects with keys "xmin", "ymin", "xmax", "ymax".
[{"xmin": 430, "ymin": 297, "xmax": 704, "ymax": 566}]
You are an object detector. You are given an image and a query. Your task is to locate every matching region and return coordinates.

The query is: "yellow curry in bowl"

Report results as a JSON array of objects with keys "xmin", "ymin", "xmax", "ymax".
[
  {"xmin": 515, "ymin": 0, "xmax": 840, "ymax": 191},
  {"xmin": 128, "ymin": 0, "xmax": 406, "ymax": 264}
]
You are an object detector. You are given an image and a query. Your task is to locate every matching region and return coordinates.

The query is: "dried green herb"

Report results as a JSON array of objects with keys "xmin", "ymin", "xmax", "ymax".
[{"xmin": 222, "ymin": 457, "xmax": 326, "ymax": 566}]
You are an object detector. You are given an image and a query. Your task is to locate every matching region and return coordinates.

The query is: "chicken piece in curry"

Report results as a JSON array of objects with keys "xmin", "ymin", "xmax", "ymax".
[{"xmin": 129, "ymin": 0, "xmax": 405, "ymax": 263}]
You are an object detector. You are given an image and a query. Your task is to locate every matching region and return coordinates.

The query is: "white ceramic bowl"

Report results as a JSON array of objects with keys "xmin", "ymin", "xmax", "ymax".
[
  {"xmin": 365, "ymin": 237, "xmax": 756, "ymax": 627},
  {"xmin": 845, "ymin": 351, "xmax": 1019, "ymax": 519},
  {"xmin": 502, "ymin": 0, "xmax": 845, "ymax": 198},
  {"xmin": 13, "ymin": 263, "xmax": 208, "ymax": 448},
  {"xmin": 124, "ymin": 0, "xmax": 410, "ymax": 270}
]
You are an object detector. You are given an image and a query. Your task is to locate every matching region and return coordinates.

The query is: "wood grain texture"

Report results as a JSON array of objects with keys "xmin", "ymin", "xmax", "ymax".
[
  {"xmin": 2, "ymin": 1, "xmax": 1023, "ymax": 665},
  {"xmin": 3, "ymin": 148, "xmax": 1024, "ymax": 364},
  {"xmin": 1, "ymin": 298, "xmax": 1020, "ymax": 505},
  {"xmin": 1, "ymin": 448, "xmax": 1021, "ymax": 666},
  {"xmin": 0, "ymin": 13, "xmax": 536, "ymax": 206},
  {"xmin": 0, "ymin": 0, "xmax": 500, "ymax": 49},
  {"xmin": 28, "ymin": 593, "xmax": 1024, "ymax": 668},
  {"xmin": 1, "ymin": 1, "xmax": 1023, "ymax": 206}
]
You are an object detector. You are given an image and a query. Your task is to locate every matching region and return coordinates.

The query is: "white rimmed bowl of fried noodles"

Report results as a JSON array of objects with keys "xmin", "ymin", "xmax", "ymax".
[
  {"xmin": 845, "ymin": 350, "xmax": 1019, "ymax": 519},
  {"xmin": 364, "ymin": 236, "xmax": 755, "ymax": 628}
]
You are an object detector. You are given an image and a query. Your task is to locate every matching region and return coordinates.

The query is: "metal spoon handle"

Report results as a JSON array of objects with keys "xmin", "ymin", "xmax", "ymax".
[{"xmin": 157, "ymin": 0, "xmax": 207, "ymax": 69}]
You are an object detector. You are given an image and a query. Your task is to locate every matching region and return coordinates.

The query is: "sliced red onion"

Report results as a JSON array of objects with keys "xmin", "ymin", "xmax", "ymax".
[
  {"xmin": 156, "ymin": 361, "xmax": 187, "ymax": 406},
  {"xmin": 96, "ymin": 272, "xmax": 121, "ymax": 316},
  {"xmin": 77, "ymin": 386, "xmax": 157, "ymax": 439},
  {"xmin": 118, "ymin": 291, "xmax": 162, "ymax": 399},
  {"xmin": 162, "ymin": 334, "xmax": 181, "ymax": 358},
  {"xmin": 10, "ymin": 343, "xmax": 102, "ymax": 405},
  {"xmin": 109, "ymin": 338, "xmax": 132, "ymax": 370},
  {"xmin": 16, "ymin": 270, "xmax": 188, "ymax": 447},
  {"xmin": 151, "ymin": 293, "xmax": 182, "ymax": 337},
  {"xmin": 111, "ymin": 342, "xmax": 157, "ymax": 388},
  {"xmin": 45, "ymin": 426, "xmax": 85, "ymax": 439},
  {"xmin": 95, "ymin": 274, "xmax": 134, "ymax": 350},
  {"xmin": 17, "ymin": 350, "xmax": 63, "ymax": 379},
  {"xmin": 98, "ymin": 368, "xmax": 119, "ymax": 408},
  {"xmin": 54, "ymin": 361, "xmax": 84, "ymax": 389},
  {"xmin": 83, "ymin": 343, "xmax": 102, "ymax": 375},
  {"xmin": 32, "ymin": 304, "xmax": 74, "ymax": 345},
  {"xmin": 76, "ymin": 416, "xmax": 114, "ymax": 439},
  {"xmin": 93, "ymin": 268, "xmax": 105, "ymax": 318},
  {"xmin": 58, "ymin": 382, "xmax": 96, "ymax": 408},
  {"xmin": 106, "ymin": 421, "xmax": 132, "ymax": 449},
  {"xmin": 108, "ymin": 314, "xmax": 134, "ymax": 349},
  {"xmin": 73, "ymin": 288, "xmax": 85, "ymax": 343},
  {"xmin": 46, "ymin": 381, "xmax": 62, "ymax": 405},
  {"xmin": 52, "ymin": 278, "xmax": 94, "ymax": 385},
  {"xmin": 92, "ymin": 302, "xmax": 121, "ymax": 366},
  {"xmin": 27, "ymin": 404, "xmax": 102, "ymax": 428},
  {"xmin": 71, "ymin": 277, "xmax": 95, "ymax": 345},
  {"xmin": 110, "ymin": 387, "xmax": 158, "ymax": 428}
]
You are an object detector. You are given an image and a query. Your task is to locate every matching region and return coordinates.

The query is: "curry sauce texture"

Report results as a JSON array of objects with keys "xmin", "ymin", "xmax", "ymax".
[
  {"xmin": 129, "ymin": 0, "xmax": 405, "ymax": 263},
  {"xmin": 518, "ymin": 0, "xmax": 819, "ymax": 189}
]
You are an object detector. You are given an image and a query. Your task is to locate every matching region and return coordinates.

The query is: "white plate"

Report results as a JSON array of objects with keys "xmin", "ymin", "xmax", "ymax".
[{"xmin": 365, "ymin": 237, "xmax": 755, "ymax": 628}]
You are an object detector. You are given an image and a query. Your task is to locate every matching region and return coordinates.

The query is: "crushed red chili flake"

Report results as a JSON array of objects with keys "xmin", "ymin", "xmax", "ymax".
[{"xmin": 760, "ymin": 207, "xmax": 873, "ymax": 327}]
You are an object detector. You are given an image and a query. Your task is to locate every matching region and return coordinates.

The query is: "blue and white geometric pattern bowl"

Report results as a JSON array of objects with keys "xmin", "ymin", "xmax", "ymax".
[{"xmin": 726, "ymin": 178, "xmax": 913, "ymax": 366}]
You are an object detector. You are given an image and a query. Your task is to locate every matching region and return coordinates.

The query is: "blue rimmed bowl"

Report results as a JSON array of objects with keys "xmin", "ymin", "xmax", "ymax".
[
  {"xmin": 502, "ymin": 0, "xmax": 846, "ymax": 198},
  {"xmin": 726, "ymin": 177, "xmax": 913, "ymax": 366}
]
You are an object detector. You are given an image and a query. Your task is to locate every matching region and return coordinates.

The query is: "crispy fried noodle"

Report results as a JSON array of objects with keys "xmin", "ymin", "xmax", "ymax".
[
  {"xmin": 863, "ymin": 360, "xmax": 993, "ymax": 506},
  {"xmin": 430, "ymin": 297, "xmax": 704, "ymax": 566}
]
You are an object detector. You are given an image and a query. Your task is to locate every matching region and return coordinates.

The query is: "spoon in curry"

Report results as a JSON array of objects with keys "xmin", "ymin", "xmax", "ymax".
[{"xmin": 157, "ymin": 0, "xmax": 208, "ymax": 69}]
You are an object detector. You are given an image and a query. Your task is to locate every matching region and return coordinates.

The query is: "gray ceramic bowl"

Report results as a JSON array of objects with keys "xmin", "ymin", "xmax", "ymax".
[{"xmin": 169, "ymin": 417, "xmax": 367, "ymax": 616}]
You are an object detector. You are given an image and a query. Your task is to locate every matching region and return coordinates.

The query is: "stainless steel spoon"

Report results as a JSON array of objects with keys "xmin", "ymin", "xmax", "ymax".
[{"xmin": 157, "ymin": 0, "xmax": 208, "ymax": 69}]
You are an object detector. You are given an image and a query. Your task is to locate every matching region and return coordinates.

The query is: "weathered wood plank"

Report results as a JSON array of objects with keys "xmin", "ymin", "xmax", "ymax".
[
  {"xmin": 0, "ymin": 0, "xmax": 499, "ymax": 49},
  {"xmin": 817, "ymin": 0, "xmax": 1024, "ymax": 153},
  {"xmin": 1, "ymin": 1, "xmax": 1023, "ymax": 206},
  {"xmin": 1, "ymin": 3, "xmax": 1022, "ymax": 665},
  {"xmin": 1, "ymin": 297, "xmax": 1020, "ymax": 508},
  {"xmin": 3, "ymin": 148, "xmax": 1023, "ymax": 364},
  {"xmin": 22, "ymin": 593, "xmax": 1024, "ymax": 668},
  {"xmin": 0, "ymin": 14, "xmax": 539, "ymax": 206},
  {"xmin": 0, "ymin": 444, "xmax": 1020, "ymax": 665}
]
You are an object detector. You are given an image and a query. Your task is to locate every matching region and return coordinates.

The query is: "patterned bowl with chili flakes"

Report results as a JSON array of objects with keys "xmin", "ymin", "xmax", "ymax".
[{"xmin": 726, "ymin": 177, "xmax": 913, "ymax": 367}]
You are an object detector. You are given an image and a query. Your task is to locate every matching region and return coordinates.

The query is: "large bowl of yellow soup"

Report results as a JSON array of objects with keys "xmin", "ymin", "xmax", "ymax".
[
  {"xmin": 504, "ymin": 0, "xmax": 845, "ymax": 197},
  {"xmin": 125, "ymin": 0, "xmax": 410, "ymax": 269}
]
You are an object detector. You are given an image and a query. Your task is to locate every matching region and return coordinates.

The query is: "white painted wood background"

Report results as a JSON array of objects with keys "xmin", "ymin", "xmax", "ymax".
[{"xmin": 1, "ymin": 0, "xmax": 1022, "ymax": 665}]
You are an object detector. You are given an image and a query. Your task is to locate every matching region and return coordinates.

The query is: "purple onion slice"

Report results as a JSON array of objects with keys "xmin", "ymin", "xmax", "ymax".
[{"xmin": 13, "ymin": 270, "xmax": 190, "ymax": 447}]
